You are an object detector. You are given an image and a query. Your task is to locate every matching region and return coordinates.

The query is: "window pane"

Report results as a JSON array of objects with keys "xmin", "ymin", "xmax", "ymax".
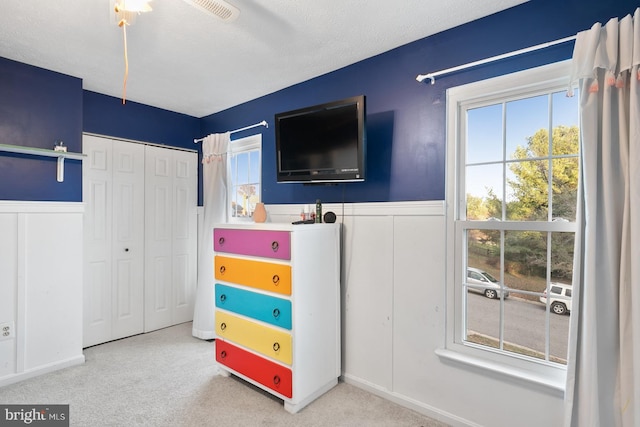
[
  {"xmin": 548, "ymin": 312, "xmax": 569, "ymax": 364},
  {"xmin": 552, "ymin": 90, "xmax": 579, "ymax": 129},
  {"xmin": 551, "ymin": 232, "xmax": 574, "ymax": 283},
  {"xmin": 465, "ymin": 296, "xmax": 500, "ymax": 349},
  {"xmin": 230, "ymin": 155, "xmax": 238, "ymax": 184},
  {"xmin": 467, "ymin": 104, "xmax": 503, "ymax": 164},
  {"xmin": 466, "ymin": 228, "xmax": 505, "ymax": 302},
  {"xmin": 505, "ymin": 95, "xmax": 548, "ymax": 159},
  {"xmin": 236, "ymin": 153, "xmax": 249, "ymax": 185},
  {"xmin": 503, "ymin": 302, "xmax": 545, "ymax": 361},
  {"xmin": 503, "ymin": 230, "xmax": 547, "ymax": 298},
  {"xmin": 551, "ymin": 155, "xmax": 579, "ymax": 222},
  {"xmin": 249, "ymin": 150, "xmax": 260, "ymax": 183},
  {"xmin": 506, "ymin": 160, "xmax": 549, "ymax": 221},
  {"xmin": 466, "ymin": 164, "xmax": 503, "ymax": 220}
]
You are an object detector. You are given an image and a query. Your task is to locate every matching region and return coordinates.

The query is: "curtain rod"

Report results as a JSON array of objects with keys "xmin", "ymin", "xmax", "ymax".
[
  {"xmin": 194, "ymin": 120, "xmax": 268, "ymax": 143},
  {"xmin": 416, "ymin": 35, "xmax": 577, "ymax": 85}
]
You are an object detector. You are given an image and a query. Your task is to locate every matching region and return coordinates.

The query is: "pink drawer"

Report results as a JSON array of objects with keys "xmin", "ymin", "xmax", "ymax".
[{"xmin": 214, "ymin": 228, "xmax": 291, "ymax": 260}]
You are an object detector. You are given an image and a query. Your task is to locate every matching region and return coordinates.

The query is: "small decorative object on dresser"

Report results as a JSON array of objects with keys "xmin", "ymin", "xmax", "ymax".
[
  {"xmin": 213, "ymin": 223, "xmax": 341, "ymax": 413},
  {"xmin": 252, "ymin": 202, "xmax": 267, "ymax": 223}
]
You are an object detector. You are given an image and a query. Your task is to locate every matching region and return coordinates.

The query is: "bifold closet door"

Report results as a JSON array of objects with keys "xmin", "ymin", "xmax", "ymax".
[
  {"xmin": 144, "ymin": 145, "xmax": 197, "ymax": 332},
  {"xmin": 83, "ymin": 135, "xmax": 145, "ymax": 348}
]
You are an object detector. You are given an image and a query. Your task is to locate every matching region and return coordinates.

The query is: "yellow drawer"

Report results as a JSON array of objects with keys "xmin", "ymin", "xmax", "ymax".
[
  {"xmin": 216, "ymin": 310, "xmax": 292, "ymax": 365},
  {"xmin": 215, "ymin": 255, "xmax": 292, "ymax": 296}
]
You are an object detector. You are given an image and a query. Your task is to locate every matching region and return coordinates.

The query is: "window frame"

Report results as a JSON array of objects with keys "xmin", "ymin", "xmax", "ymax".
[
  {"xmin": 441, "ymin": 60, "xmax": 577, "ymax": 392},
  {"xmin": 227, "ymin": 133, "xmax": 262, "ymax": 223}
]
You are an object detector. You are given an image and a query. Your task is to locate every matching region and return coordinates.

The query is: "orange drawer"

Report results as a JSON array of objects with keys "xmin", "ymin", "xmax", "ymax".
[
  {"xmin": 214, "ymin": 255, "xmax": 291, "ymax": 296},
  {"xmin": 216, "ymin": 340, "xmax": 292, "ymax": 398}
]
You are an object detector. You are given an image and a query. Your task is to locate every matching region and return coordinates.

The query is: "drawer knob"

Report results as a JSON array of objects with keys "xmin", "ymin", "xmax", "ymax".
[
  {"xmin": 272, "ymin": 308, "xmax": 280, "ymax": 319},
  {"xmin": 271, "ymin": 241, "xmax": 279, "ymax": 252},
  {"xmin": 273, "ymin": 375, "xmax": 281, "ymax": 386},
  {"xmin": 220, "ymin": 294, "xmax": 226, "ymax": 303},
  {"xmin": 272, "ymin": 275, "xmax": 280, "ymax": 285},
  {"xmin": 218, "ymin": 237, "xmax": 225, "ymax": 245},
  {"xmin": 273, "ymin": 342, "xmax": 280, "ymax": 352},
  {"xmin": 219, "ymin": 265, "xmax": 226, "ymax": 275},
  {"xmin": 220, "ymin": 350, "xmax": 227, "ymax": 359},
  {"xmin": 220, "ymin": 322, "xmax": 227, "ymax": 331}
]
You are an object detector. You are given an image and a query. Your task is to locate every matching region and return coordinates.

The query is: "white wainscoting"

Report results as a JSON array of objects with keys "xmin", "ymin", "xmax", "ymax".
[
  {"xmin": 0, "ymin": 202, "xmax": 85, "ymax": 387},
  {"xmin": 264, "ymin": 201, "xmax": 564, "ymax": 427}
]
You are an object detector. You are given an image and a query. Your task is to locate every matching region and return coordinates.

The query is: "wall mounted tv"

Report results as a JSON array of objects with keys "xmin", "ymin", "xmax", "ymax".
[{"xmin": 275, "ymin": 95, "xmax": 366, "ymax": 183}]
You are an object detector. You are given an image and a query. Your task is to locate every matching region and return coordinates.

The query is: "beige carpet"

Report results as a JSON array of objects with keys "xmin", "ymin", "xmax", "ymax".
[{"xmin": 0, "ymin": 322, "xmax": 449, "ymax": 426}]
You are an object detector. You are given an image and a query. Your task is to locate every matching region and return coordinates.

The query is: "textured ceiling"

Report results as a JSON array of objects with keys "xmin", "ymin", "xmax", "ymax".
[{"xmin": 0, "ymin": 0, "xmax": 526, "ymax": 118}]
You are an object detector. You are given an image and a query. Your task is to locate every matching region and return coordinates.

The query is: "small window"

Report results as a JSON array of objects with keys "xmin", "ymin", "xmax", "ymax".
[{"xmin": 228, "ymin": 134, "xmax": 262, "ymax": 221}]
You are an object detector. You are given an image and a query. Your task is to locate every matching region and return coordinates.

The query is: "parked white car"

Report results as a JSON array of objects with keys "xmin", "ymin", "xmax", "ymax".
[
  {"xmin": 540, "ymin": 283, "xmax": 572, "ymax": 315},
  {"xmin": 466, "ymin": 267, "xmax": 509, "ymax": 299}
]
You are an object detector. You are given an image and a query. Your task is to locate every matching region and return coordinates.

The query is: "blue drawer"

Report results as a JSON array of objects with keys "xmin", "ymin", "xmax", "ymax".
[{"xmin": 215, "ymin": 284, "xmax": 292, "ymax": 330}]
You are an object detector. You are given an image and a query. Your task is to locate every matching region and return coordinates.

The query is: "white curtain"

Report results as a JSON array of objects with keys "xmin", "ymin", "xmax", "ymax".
[
  {"xmin": 192, "ymin": 132, "xmax": 230, "ymax": 339},
  {"xmin": 565, "ymin": 9, "xmax": 640, "ymax": 426}
]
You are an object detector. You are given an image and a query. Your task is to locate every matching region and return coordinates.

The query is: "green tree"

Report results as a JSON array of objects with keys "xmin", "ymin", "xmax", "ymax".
[
  {"xmin": 466, "ymin": 125, "xmax": 579, "ymax": 280},
  {"xmin": 507, "ymin": 125, "xmax": 579, "ymax": 221}
]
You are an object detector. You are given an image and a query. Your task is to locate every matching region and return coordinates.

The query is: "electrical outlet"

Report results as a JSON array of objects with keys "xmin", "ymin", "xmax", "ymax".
[{"xmin": 0, "ymin": 322, "xmax": 15, "ymax": 340}]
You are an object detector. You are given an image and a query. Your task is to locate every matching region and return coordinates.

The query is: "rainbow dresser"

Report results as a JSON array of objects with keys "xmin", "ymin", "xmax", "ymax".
[{"xmin": 213, "ymin": 222, "xmax": 341, "ymax": 413}]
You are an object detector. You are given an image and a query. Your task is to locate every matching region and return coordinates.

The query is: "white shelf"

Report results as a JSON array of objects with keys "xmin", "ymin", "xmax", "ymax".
[{"xmin": 0, "ymin": 143, "xmax": 86, "ymax": 182}]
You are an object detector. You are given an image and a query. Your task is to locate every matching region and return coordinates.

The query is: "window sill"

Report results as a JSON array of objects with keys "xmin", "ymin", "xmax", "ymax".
[{"xmin": 435, "ymin": 348, "xmax": 566, "ymax": 396}]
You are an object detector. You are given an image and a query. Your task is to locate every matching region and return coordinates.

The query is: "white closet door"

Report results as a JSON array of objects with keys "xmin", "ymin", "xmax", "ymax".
[
  {"xmin": 144, "ymin": 145, "xmax": 173, "ymax": 332},
  {"xmin": 144, "ymin": 146, "xmax": 197, "ymax": 332},
  {"xmin": 83, "ymin": 136, "xmax": 113, "ymax": 347},
  {"xmin": 111, "ymin": 140, "xmax": 145, "ymax": 339},
  {"xmin": 171, "ymin": 149, "xmax": 198, "ymax": 325},
  {"xmin": 83, "ymin": 135, "xmax": 145, "ymax": 347}
]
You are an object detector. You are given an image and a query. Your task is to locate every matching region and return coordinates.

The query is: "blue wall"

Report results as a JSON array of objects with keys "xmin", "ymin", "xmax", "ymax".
[
  {"xmin": 0, "ymin": 58, "xmax": 201, "ymax": 202},
  {"xmin": 200, "ymin": 0, "xmax": 638, "ymax": 205},
  {"xmin": 1, "ymin": 0, "xmax": 636, "ymax": 204},
  {"xmin": 83, "ymin": 91, "xmax": 200, "ymax": 151},
  {"xmin": 0, "ymin": 57, "xmax": 83, "ymax": 201},
  {"xmin": 83, "ymin": 91, "xmax": 203, "ymax": 202}
]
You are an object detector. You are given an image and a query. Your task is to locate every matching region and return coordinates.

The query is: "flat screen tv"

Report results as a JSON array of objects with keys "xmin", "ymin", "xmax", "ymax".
[{"xmin": 275, "ymin": 95, "xmax": 366, "ymax": 183}]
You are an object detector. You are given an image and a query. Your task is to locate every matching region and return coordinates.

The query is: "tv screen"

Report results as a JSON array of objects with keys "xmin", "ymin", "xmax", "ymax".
[{"xmin": 275, "ymin": 95, "xmax": 366, "ymax": 183}]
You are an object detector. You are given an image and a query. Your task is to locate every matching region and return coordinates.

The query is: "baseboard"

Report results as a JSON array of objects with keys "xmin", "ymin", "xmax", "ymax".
[
  {"xmin": 0, "ymin": 355, "xmax": 85, "ymax": 388},
  {"xmin": 341, "ymin": 373, "xmax": 480, "ymax": 427}
]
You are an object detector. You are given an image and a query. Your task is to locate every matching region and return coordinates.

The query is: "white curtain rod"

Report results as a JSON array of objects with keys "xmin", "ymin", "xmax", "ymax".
[
  {"xmin": 194, "ymin": 120, "xmax": 268, "ymax": 143},
  {"xmin": 416, "ymin": 35, "xmax": 577, "ymax": 85}
]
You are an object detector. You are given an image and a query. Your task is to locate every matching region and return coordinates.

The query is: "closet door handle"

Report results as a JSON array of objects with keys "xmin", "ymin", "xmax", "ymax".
[
  {"xmin": 219, "ymin": 265, "xmax": 226, "ymax": 275},
  {"xmin": 220, "ymin": 322, "xmax": 227, "ymax": 331},
  {"xmin": 272, "ymin": 308, "xmax": 280, "ymax": 319},
  {"xmin": 272, "ymin": 275, "xmax": 280, "ymax": 285},
  {"xmin": 218, "ymin": 237, "xmax": 225, "ymax": 246},
  {"xmin": 273, "ymin": 342, "xmax": 280, "ymax": 352},
  {"xmin": 219, "ymin": 294, "xmax": 226, "ymax": 303},
  {"xmin": 271, "ymin": 241, "xmax": 279, "ymax": 252}
]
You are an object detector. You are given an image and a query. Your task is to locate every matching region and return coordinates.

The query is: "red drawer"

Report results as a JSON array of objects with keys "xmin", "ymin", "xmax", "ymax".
[
  {"xmin": 216, "ymin": 340, "xmax": 292, "ymax": 398},
  {"xmin": 214, "ymin": 228, "xmax": 291, "ymax": 260}
]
